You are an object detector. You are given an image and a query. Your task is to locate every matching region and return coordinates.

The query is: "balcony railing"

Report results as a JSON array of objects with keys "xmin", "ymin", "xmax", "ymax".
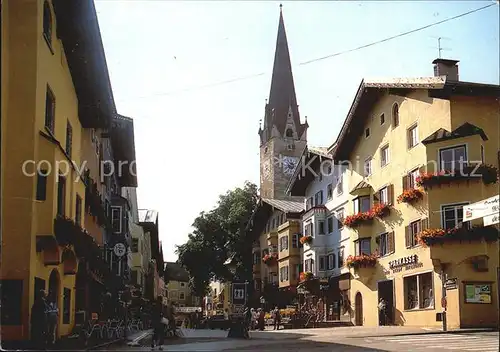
[{"xmin": 303, "ymin": 205, "xmax": 328, "ymax": 220}]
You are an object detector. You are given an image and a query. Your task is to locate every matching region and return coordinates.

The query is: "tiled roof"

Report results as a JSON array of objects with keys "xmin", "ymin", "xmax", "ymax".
[
  {"xmin": 350, "ymin": 180, "xmax": 372, "ymax": 194},
  {"xmin": 165, "ymin": 262, "xmax": 189, "ymax": 282},
  {"xmin": 331, "ymin": 75, "xmax": 500, "ymax": 162},
  {"xmin": 261, "ymin": 198, "xmax": 304, "ymax": 213},
  {"xmin": 308, "ymin": 146, "xmax": 332, "ymax": 158},
  {"xmin": 364, "ymin": 76, "xmax": 446, "ymax": 89},
  {"xmin": 422, "ymin": 122, "xmax": 488, "ymax": 145}
]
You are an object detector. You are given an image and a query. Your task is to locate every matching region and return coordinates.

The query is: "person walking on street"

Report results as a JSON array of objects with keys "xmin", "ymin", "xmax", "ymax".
[
  {"xmin": 151, "ymin": 298, "xmax": 165, "ymax": 350},
  {"xmin": 272, "ymin": 307, "xmax": 281, "ymax": 330},
  {"xmin": 46, "ymin": 292, "xmax": 59, "ymax": 345},
  {"xmin": 258, "ymin": 308, "xmax": 265, "ymax": 331},
  {"xmin": 378, "ymin": 297, "xmax": 387, "ymax": 326},
  {"xmin": 31, "ymin": 290, "xmax": 49, "ymax": 350}
]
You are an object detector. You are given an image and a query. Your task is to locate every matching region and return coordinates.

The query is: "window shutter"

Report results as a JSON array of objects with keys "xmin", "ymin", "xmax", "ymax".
[
  {"xmin": 388, "ymin": 184, "xmax": 394, "ymax": 205},
  {"xmin": 402, "ymin": 175, "xmax": 408, "ymax": 190},
  {"xmin": 388, "ymin": 231, "xmax": 395, "ymax": 254},
  {"xmin": 405, "ymin": 225, "xmax": 411, "ymax": 248}
]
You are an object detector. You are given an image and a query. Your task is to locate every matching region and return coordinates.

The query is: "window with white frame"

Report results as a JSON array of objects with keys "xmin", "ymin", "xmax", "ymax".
[
  {"xmin": 406, "ymin": 220, "xmax": 421, "ymax": 248},
  {"xmin": 318, "ymin": 220, "xmax": 326, "ymax": 235},
  {"xmin": 304, "ymin": 258, "xmax": 314, "ymax": 273},
  {"xmin": 441, "ymin": 202, "xmax": 470, "ymax": 230},
  {"xmin": 111, "ymin": 206, "xmax": 122, "ymax": 233},
  {"xmin": 364, "ymin": 158, "xmax": 372, "ymax": 177},
  {"xmin": 408, "ymin": 168, "xmax": 419, "ymax": 189},
  {"xmin": 336, "ymin": 208, "xmax": 344, "ymax": 230},
  {"xmin": 304, "ymin": 222, "xmax": 313, "ymax": 237},
  {"xmin": 338, "ymin": 247, "xmax": 344, "ymax": 268},
  {"xmin": 180, "ymin": 282, "xmax": 186, "ymax": 288},
  {"xmin": 327, "ymin": 216, "xmax": 334, "ymax": 233},
  {"xmin": 404, "ymin": 272, "xmax": 434, "ymax": 310},
  {"xmin": 337, "ymin": 175, "xmax": 344, "ymax": 194},
  {"xmin": 292, "ymin": 234, "xmax": 299, "ymax": 248},
  {"xmin": 354, "ymin": 196, "xmax": 370, "ymax": 214},
  {"xmin": 381, "ymin": 145, "xmax": 389, "ymax": 167},
  {"xmin": 378, "ymin": 232, "xmax": 389, "ymax": 256},
  {"xmin": 306, "ymin": 197, "xmax": 313, "ymax": 210},
  {"xmin": 327, "ymin": 253, "xmax": 336, "ymax": 270},
  {"xmin": 354, "ymin": 238, "xmax": 371, "ymax": 256},
  {"xmin": 314, "ymin": 191, "xmax": 324, "ymax": 206},
  {"xmin": 319, "ymin": 256, "xmax": 326, "ymax": 271},
  {"xmin": 279, "ymin": 236, "xmax": 289, "ymax": 251},
  {"xmin": 280, "ymin": 266, "xmax": 289, "ymax": 282},
  {"xmin": 253, "ymin": 252, "xmax": 260, "ymax": 265},
  {"xmin": 179, "ymin": 292, "xmax": 185, "ymax": 300},
  {"xmin": 407, "ymin": 124, "xmax": 419, "ymax": 149},
  {"xmin": 327, "ymin": 183, "xmax": 333, "ymax": 200},
  {"xmin": 439, "ymin": 145, "xmax": 467, "ymax": 172},
  {"xmin": 379, "ymin": 186, "xmax": 389, "ymax": 204}
]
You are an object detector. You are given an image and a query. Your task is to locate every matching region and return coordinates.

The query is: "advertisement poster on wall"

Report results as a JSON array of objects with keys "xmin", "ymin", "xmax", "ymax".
[{"xmin": 465, "ymin": 284, "xmax": 491, "ymax": 304}]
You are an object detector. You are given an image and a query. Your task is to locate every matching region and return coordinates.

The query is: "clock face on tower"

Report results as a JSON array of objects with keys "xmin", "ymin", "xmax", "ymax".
[{"xmin": 282, "ymin": 156, "xmax": 299, "ymax": 176}]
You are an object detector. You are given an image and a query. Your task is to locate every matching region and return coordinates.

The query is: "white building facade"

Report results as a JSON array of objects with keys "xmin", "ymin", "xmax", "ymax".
[{"xmin": 287, "ymin": 146, "xmax": 352, "ymax": 321}]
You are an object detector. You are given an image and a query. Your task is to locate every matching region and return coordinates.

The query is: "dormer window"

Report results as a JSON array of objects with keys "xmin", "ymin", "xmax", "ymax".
[{"xmin": 286, "ymin": 128, "xmax": 293, "ymax": 138}]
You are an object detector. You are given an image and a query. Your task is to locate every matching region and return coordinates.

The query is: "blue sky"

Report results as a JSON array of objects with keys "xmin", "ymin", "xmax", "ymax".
[{"xmin": 94, "ymin": 0, "xmax": 499, "ymax": 261}]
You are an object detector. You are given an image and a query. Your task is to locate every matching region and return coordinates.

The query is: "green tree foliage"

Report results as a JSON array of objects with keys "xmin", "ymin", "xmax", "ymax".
[{"xmin": 176, "ymin": 181, "xmax": 258, "ymax": 296}]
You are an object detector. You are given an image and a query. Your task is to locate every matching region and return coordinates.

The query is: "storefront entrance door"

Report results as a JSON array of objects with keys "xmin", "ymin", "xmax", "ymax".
[
  {"xmin": 354, "ymin": 292, "xmax": 363, "ymax": 326},
  {"xmin": 378, "ymin": 280, "xmax": 394, "ymax": 325}
]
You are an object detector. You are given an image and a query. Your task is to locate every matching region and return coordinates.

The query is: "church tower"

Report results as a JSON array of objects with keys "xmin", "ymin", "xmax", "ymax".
[{"xmin": 259, "ymin": 5, "xmax": 308, "ymax": 200}]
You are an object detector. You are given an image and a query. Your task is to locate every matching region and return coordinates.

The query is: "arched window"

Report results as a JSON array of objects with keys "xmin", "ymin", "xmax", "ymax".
[
  {"xmin": 285, "ymin": 128, "xmax": 293, "ymax": 138},
  {"xmin": 43, "ymin": 1, "xmax": 52, "ymax": 45},
  {"xmin": 392, "ymin": 103, "xmax": 399, "ymax": 128}
]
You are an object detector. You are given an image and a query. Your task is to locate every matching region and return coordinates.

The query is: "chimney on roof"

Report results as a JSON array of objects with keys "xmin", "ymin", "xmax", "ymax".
[{"xmin": 432, "ymin": 58, "xmax": 459, "ymax": 81}]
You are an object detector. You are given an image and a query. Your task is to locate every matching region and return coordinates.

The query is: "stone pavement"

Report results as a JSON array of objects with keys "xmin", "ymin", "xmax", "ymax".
[
  {"xmin": 361, "ymin": 331, "xmax": 499, "ymax": 352},
  {"xmin": 102, "ymin": 327, "xmax": 499, "ymax": 351}
]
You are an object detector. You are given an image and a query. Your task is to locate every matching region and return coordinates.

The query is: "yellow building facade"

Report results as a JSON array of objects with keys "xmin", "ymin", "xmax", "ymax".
[
  {"xmin": 250, "ymin": 198, "xmax": 304, "ymax": 307},
  {"xmin": 1, "ymin": 0, "xmax": 118, "ymax": 342},
  {"xmin": 330, "ymin": 60, "xmax": 500, "ymax": 328}
]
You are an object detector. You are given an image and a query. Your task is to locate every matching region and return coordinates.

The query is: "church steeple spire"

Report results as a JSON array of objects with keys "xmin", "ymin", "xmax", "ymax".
[{"xmin": 260, "ymin": 4, "xmax": 306, "ymax": 144}]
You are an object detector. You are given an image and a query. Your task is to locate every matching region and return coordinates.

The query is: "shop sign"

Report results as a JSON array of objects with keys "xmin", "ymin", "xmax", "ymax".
[
  {"xmin": 483, "ymin": 213, "xmax": 499, "ymax": 226},
  {"xmin": 445, "ymin": 278, "xmax": 458, "ymax": 290},
  {"xmin": 388, "ymin": 255, "xmax": 422, "ymax": 272},
  {"xmin": 465, "ymin": 283, "xmax": 492, "ymax": 304},
  {"xmin": 463, "ymin": 195, "xmax": 499, "ymax": 222},
  {"xmin": 175, "ymin": 306, "xmax": 202, "ymax": 313}
]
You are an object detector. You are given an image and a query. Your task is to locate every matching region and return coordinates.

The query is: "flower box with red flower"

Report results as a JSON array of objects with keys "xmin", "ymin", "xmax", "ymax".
[
  {"xmin": 343, "ymin": 212, "xmax": 374, "ymax": 228},
  {"xmin": 262, "ymin": 252, "xmax": 278, "ymax": 264},
  {"xmin": 417, "ymin": 225, "xmax": 499, "ymax": 247},
  {"xmin": 345, "ymin": 254, "xmax": 378, "ymax": 269},
  {"xmin": 300, "ymin": 235, "xmax": 313, "ymax": 245},
  {"xmin": 299, "ymin": 271, "xmax": 314, "ymax": 282},
  {"xmin": 397, "ymin": 188, "xmax": 424, "ymax": 204},
  {"xmin": 416, "ymin": 165, "xmax": 499, "ymax": 189},
  {"xmin": 370, "ymin": 203, "xmax": 391, "ymax": 218}
]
